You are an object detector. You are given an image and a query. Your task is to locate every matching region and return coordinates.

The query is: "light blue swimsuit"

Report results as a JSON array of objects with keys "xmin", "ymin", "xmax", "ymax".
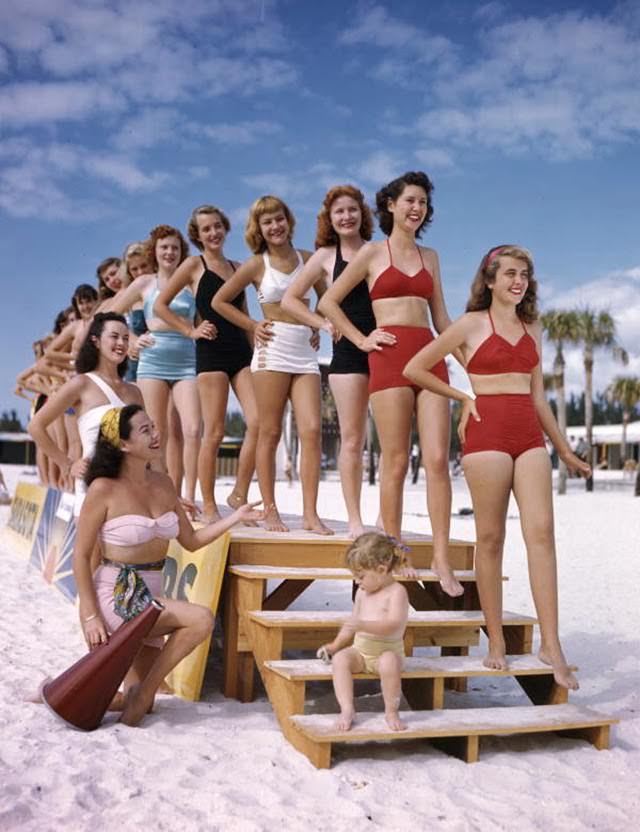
[{"xmin": 136, "ymin": 278, "xmax": 196, "ymax": 382}]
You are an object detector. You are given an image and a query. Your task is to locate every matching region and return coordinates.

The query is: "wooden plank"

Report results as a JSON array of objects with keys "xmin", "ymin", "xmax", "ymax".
[
  {"xmin": 291, "ymin": 704, "xmax": 617, "ymax": 743},
  {"xmin": 265, "ymin": 654, "xmax": 568, "ymax": 681},
  {"xmin": 263, "ymin": 579, "xmax": 313, "ymax": 611},
  {"xmin": 247, "ymin": 609, "xmax": 537, "ymax": 628},
  {"xmin": 229, "ymin": 565, "xmax": 483, "ymax": 582}
]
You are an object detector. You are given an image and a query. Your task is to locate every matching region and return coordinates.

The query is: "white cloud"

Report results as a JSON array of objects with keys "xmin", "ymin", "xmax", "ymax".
[
  {"xmin": 195, "ymin": 120, "xmax": 281, "ymax": 146},
  {"xmin": 113, "ymin": 108, "xmax": 180, "ymax": 151},
  {"xmin": 0, "ymin": 80, "xmax": 126, "ymax": 126},
  {"xmin": 355, "ymin": 150, "xmax": 403, "ymax": 186},
  {"xmin": 414, "ymin": 147, "xmax": 455, "ymax": 170}
]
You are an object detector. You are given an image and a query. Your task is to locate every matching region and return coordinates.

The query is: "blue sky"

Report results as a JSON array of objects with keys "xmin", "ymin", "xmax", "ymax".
[{"xmin": 2, "ymin": 0, "xmax": 639, "ymax": 422}]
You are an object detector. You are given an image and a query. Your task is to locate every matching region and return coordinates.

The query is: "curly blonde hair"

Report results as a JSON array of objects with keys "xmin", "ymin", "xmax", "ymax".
[
  {"xmin": 345, "ymin": 532, "xmax": 404, "ymax": 574},
  {"xmin": 244, "ymin": 195, "xmax": 295, "ymax": 254},
  {"xmin": 145, "ymin": 225, "xmax": 190, "ymax": 272},
  {"xmin": 314, "ymin": 185, "xmax": 373, "ymax": 249},
  {"xmin": 187, "ymin": 204, "xmax": 231, "ymax": 250},
  {"xmin": 466, "ymin": 244, "xmax": 538, "ymax": 323}
]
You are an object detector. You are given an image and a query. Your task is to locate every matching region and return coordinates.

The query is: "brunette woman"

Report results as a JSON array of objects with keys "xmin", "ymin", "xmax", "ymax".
[
  {"xmin": 213, "ymin": 196, "xmax": 331, "ymax": 534},
  {"xmin": 404, "ymin": 245, "xmax": 589, "ymax": 687},
  {"xmin": 319, "ymin": 172, "xmax": 462, "ymax": 594},
  {"xmin": 154, "ymin": 205, "xmax": 258, "ymax": 522}
]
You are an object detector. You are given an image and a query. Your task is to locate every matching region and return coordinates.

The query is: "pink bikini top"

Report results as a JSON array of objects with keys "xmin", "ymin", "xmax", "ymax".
[
  {"xmin": 467, "ymin": 310, "xmax": 539, "ymax": 375},
  {"xmin": 100, "ymin": 512, "xmax": 179, "ymax": 546},
  {"xmin": 369, "ymin": 240, "xmax": 434, "ymax": 302}
]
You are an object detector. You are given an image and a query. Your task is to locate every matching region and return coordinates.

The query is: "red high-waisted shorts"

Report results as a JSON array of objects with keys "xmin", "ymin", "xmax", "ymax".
[
  {"xmin": 463, "ymin": 394, "xmax": 546, "ymax": 460},
  {"xmin": 368, "ymin": 325, "xmax": 449, "ymax": 394}
]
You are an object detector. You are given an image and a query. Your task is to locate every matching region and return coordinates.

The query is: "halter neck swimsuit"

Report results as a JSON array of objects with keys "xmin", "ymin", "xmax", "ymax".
[
  {"xmin": 328, "ymin": 240, "xmax": 375, "ymax": 376},
  {"xmin": 368, "ymin": 241, "xmax": 449, "ymax": 394},
  {"xmin": 464, "ymin": 310, "xmax": 545, "ymax": 460},
  {"xmin": 195, "ymin": 257, "xmax": 252, "ymax": 378}
]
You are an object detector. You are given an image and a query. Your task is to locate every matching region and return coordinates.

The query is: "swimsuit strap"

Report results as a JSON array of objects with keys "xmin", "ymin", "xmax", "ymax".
[
  {"xmin": 416, "ymin": 246, "xmax": 426, "ymax": 269},
  {"xmin": 520, "ymin": 317, "xmax": 528, "ymax": 335},
  {"xmin": 85, "ymin": 372, "xmax": 124, "ymax": 406},
  {"xmin": 386, "ymin": 238, "xmax": 393, "ymax": 266},
  {"xmin": 200, "ymin": 255, "xmax": 207, "ymax": 270},
  {"xmin": 487, "ymin": 309, "xmax": 496, "ymax": 334}
]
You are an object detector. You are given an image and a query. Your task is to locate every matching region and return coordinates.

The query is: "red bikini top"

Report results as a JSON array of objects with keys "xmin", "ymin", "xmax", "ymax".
[
  {"xmin": 369, "ymin": 240, "xmax": 434, "ymax": 302},
  {"xmin": 467, "ymin": 310, "xmax": 539, "ymax": 375}
]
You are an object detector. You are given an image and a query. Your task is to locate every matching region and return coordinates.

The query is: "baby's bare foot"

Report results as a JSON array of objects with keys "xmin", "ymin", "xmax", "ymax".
[
  {"xmin": 385, "ymin": 711, "xmax": 407, "ymax": 732},
  {"xmin": 334, "ymin": 709, "xmax": 355, "ymax": 732}
]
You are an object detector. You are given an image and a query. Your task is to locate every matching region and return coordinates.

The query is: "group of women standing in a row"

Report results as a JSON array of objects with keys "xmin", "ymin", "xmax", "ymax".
[{"xmin": 26, "ymin": 169, "xmax": 589, "ymax": 694}]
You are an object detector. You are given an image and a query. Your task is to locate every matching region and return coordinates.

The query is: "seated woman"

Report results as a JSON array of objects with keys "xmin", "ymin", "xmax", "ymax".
[{"xmin": 74, "ymin": 404, "xmax": 260, "ymax": 727}]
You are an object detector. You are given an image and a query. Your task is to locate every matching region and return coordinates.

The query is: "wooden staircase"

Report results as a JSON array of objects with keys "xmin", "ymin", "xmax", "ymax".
[{"xmin": 222, "ymin": 528, "xmax": 616, "ymax": 766}]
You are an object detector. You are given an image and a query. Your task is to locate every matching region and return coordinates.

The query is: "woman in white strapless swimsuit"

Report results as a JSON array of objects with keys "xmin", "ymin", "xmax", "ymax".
[
  {"xmin": 212, "ymin": 195, "xmax": 333, "ymax": 535},
  {"xmin": 28, "ymin": 312, "xmax": 144, "ymax": 519}
]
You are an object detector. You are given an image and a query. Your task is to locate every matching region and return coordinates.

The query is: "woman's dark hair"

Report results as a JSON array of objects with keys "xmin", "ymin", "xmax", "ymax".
[
  {"xmin": 75, "ymin": 312, "xmax": 129, "ymax": 376},
  {"xmin": 71, "ymin": 284, "xmax": 98, "ymax": 315},
  {"xmin": 375, "ymin": 171, "xmax": 434, "ymax": 238},
  {"xmin": 85, "ymin": 404, "xmax": 143, "ymax": 485},
  {"xmin": 466, "ymin": 245, "xmax": 538, "ymax": 323},
  {"xmin": 96, "ymin": 257, "xmax": 122, "ymax": 300},
  {"xmin": 53, "ymin": 308, "xmax": 70, "ymax": 334}
]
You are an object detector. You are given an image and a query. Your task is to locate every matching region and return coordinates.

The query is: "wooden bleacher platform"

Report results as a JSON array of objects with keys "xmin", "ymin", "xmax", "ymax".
[{"xmin": 222, "ymin": 516, "xmax": 616, "ymax": 767}]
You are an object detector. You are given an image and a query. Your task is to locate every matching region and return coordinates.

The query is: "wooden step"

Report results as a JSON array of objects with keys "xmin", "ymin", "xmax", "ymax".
[
  {"xmin": 262, "ymin": 654, "xmax": 575, "ymax": 746},
  {"xmin": 248, "ymin": 609, "xmax": 535, "ymax": 629},
  {"xmin": 288, "ymin": 704, "xmax": 617, "ymax": 768},
  {"xmin": 229, "ymin": 565, "xmax": 488, "ymax": 583}
]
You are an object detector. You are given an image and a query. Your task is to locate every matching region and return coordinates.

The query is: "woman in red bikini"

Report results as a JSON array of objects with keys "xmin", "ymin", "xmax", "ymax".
[
  {"xmin": 319, "ymin": 171, "xmax": 462, "ymax": 595},
  {"xmin": 404, "ymin": 244, "xmax": 591, "ymax": 688}
]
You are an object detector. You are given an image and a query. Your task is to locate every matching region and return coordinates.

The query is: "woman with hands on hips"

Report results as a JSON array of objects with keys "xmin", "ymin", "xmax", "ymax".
[
  {"xmin": 404, "ymin": 244, "xmax": 590, "ymax": 689},
  {"xmin": 212, "ymin": 195, "xmax": 331, "ymax": 535}
]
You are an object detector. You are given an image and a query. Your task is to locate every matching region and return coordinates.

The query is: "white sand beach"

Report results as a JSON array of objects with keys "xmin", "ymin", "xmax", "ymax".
[{"xmin": 1, "ymin": 463, "xmax": 639, "ymax": 832}]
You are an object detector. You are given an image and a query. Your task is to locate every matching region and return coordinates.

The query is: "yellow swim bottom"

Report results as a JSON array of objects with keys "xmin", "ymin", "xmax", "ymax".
[{"xmin": 353, "ymin": 633, "xmax": 405, "ymax": 675}]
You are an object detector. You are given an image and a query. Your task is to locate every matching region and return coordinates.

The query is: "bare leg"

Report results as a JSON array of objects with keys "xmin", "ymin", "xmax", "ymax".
[
  {"xmin": 329, "ymin": 373, "xmax": 369, "ymax": 537},
  {"xmin": 251, "ymin": 370, "xmax": 291, "ymax": 532},
  {"xmin": 196, "ymin": 371, "xmax": 229, "ymax": 521},
  {"xmin": 370, "ymin": 387, "xmax": 414, "ymax": 539},
  {"xmin": 171, "ymin": 379, "xmax": 202, "ymax": 507},
  {"xmin": 166, "ymin": 397, "xmax": 184, "ymax": 495},
  {"xmin": 120, "ymin": 598, "xmax": 214, "ymax": 727},
  {"xmin": 290, "ymin": 373, "xmax": 333, "ymax": 535},
  {"xmin": 331, "ymin": 646, "xmax": 364, "ymax": 731},
  {"xmin": 463, "ymin": 452, "xmax": 513, "ymax": 671},
  {"xmin": 377, "ymin": 652, "xmax": 406, "ymax": 731},
  {"xmin": 138, "ymin": 378, "xmax": 171, "ymax": 469},
  {"xmin": 228, "ymin": 367, "xmax": 259, "ymax": 505},
  {"xmin": 416, "ymin": 390, "xmax": 463, "ymax": 597},
  {"xmin": 513, "ymin": 449, "xmax": 579, "ymax": 690}
]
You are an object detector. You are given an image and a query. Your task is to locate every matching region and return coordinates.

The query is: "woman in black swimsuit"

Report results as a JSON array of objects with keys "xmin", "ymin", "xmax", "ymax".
[
  {"xmin": 154, "ymin": 204, "xmax": 258, "ymax": 522},
  {"xmin": 282, "ymin": 185, "xmax": 376, "ymax": 537}
]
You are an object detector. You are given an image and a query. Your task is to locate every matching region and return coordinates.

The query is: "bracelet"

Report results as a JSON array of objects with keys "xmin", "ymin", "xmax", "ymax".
[{"xmin": 83, "ymin": 613, "xmax": 98, "ymax": 623}]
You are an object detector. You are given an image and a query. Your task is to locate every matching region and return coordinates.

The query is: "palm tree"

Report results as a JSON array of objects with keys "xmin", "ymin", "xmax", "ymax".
[
  {"xmin": 541, "ymin": 310, "xmax": 580, "ymax": 495},
  {"xmin": 606, "ymin": 376, "xmax": 640, "ymax": 484},
  {"xmin": 575, "ymin": 308, "xmax": 628, "ymax": 491}
]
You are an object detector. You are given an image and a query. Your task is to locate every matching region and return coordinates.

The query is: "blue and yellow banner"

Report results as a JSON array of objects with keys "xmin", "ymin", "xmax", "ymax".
[
  {"xmin": 1, "ymin": 481, "xmax": 48, "ymax": 558},
  {"xmin": 30, "ymin": 489, "xmax": 77, "ymax": 602}
]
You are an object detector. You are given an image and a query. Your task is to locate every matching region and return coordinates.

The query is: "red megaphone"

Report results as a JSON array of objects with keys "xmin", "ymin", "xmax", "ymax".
[{"xmin": 40, "ymin": 599, "xmax": 164, "ymax": 731}]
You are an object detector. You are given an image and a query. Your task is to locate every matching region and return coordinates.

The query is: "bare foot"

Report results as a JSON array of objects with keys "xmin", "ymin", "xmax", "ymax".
[
  {"xmin": 227, "ymin": 492, "xmax": 258, "ymax": 527},
  {"xmin": 538, "ymin": 647, "xmax": 579, "ymax": 690},
  {"xmin": 483, "ymin": 649, "xmax": 508, "ymax": 671},
  {"xmin": 385, "ymin": 711, "xmax": 407, "ymax": 732},
  {"xmin": 262, "ymin": 505, "xmax": 289, "ymax": 533},
  {"xmin": 107, "ymin": 690, "xmax": 125, "ymax": 711},
  {"xmin": 334, "ymin": 709, "xmax": 355, "ymax": 732},
  {"xmin": 347, "ymin": 521, "xmax": 366, "ymax": 540},
  {"xmin": 303, "ymin": 515, "xmax": 334, "ymax": 536},
  {"xmin": 119, "ymin": 684, "xmax": 154, "ymax": 727},
  {"xmin": 201, "ymin": 504, "xmax": 222, "ymax": 524},
  {"xmin": 432, "ymin": 558, "xmax": 464, "ymax": 598}
]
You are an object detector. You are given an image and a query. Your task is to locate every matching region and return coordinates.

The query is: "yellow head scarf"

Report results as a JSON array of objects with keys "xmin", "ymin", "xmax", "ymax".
[{"xmin": 100, "ymin": 407, "xmax": 122, "ymax": 449}]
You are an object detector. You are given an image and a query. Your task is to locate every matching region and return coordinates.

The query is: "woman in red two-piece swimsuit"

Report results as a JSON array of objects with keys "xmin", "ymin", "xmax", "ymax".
[
  {"xmin": 319, "ymin": 171, "xmax": 463, "ymax": 596},
  {"xmin": 404, "ymin": 245, "xmax": 591, "ymax": 688}
]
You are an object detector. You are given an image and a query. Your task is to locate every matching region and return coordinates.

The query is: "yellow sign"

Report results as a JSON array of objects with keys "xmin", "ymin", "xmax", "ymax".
[
  {"xmin": 162, "ymin": 532, "xmax": 230, "ymax": 701},
  {"xmin": 1, "ymin": 481, "xmax": 48, "ymax": 558}
]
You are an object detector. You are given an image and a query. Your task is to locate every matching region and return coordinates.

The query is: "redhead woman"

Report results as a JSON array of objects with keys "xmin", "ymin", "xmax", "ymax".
[
  {"xmin": 319, "ymin": 172, "xmax": 461, "ymax": 594},
  {"xmin": 75, "ymin": 404, "xmax": 260, "ymax": 726},
  {"xmin": 282, "ymin": 185, "xmax": 376, "ymax": 538},
  {"xmin": 212, "ymin": 195, "xmax": 332, "ymax": 534},
  {"xmin": 28, "ymin": 313, "xmax": 143, "ymax": 518},
  {"xmin": 154, "ymin": 205, "xmax": 258, "ymax": 523},
  {"xmin": 109, "ymin": 225, "xmax": 212, "ymax": 507},
  {"xmin": 404, "ymin": 245, "xmax": 590, "ymax": 688}
]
